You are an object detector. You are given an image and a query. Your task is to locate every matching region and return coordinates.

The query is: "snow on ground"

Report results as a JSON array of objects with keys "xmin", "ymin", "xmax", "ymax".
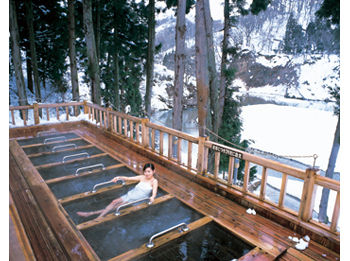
[{"xmin": 240, "ymin": 104, "xmax": 340, "ymax": 172}]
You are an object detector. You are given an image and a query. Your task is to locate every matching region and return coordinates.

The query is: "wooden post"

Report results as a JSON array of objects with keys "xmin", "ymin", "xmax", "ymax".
[
  {"xmin": 260, "ymin": 167, "xmax": 268, "ymax": 200},
  {"xmin": 46, "ymin": 107, "xmax": 50, "ymax": 121},
  {"xmin": 130, "ymin": 121, "xmax": 134, "ymax": 141},
  {"xmin": 136, "ymin": 123, "xmax": 140, "ymax": 144},
  {"xmin": 33, "ymin": 102, "xmax": 40, "ymax": 125},
  {"xmin": 151, "ymin": 128, "xmax": 156, "ymax": 150},
  {"xmin": 159, "ymin": 131, "xmax": 164, "ymax": 155},
  {"xmin": 177, "ymin": 138, "xmax": 182, "ymax": 164},
  {"xmin": 278, "ymin": 173, "xmax": 289, "ymax": 208},
  {"xmin": 11, "ymin": 110, "xmax": 15, "ymax": 125},
  {"xmin": 242, "ymin": 161, "xmax": 251, "ymax": 192},
  {"xmin": 299, "ymin": 168, "xmax": 319, "ymax": 221},
  {"xmin": 124, "ymin": 118, "xmax": 128, "ymax": 136},
  {"xmin": 213, "ymin": 151, "xmax": 220, "ymax": 180},
  {"xmin": 21, "ymin": 109, "xmax": 27, "ymax": 126},
  {"xmin": 197, "ymin": 136, "xmax": 208, "ymax": 175},
  {"xmin": 107, "ymin": 107, "xmax": 112, "ymax": 131},
  {"xmin": 66, "ymin": 106, "xmax": 69, "ymax": 121},
  {"xmin": 330, "ymin": 191, "xmax": 340, "ymax": 232},
  {"xmin": 227, "ymin": 156, "xmax": 234, "ymax": 185},
  {"xmin": 141, "ymin": 118, "xmax": 149, "ymax": 148},
  {"xmin": 118, "ymin": 116, "xmax": 122, "ymax": 134},
  {"xmin": 83, "ymin": 100, "xmax": 89, "ymax": 114},
  {"xmin": 56, "ymin": 107, "xmax": 59, "ymax": 120},
  {"xmin": 187, "ymin": 142, "xmax": 193, "ymax": 170},
  {"xmin": 168, "ymin": 134, "xmax": 173, "ymax": 159}
]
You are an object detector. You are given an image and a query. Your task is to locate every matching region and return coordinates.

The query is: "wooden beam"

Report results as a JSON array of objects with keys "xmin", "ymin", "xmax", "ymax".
[
  {"xmin": 35, "ymin": 152, "xmax": 107, "ymax": 170},
  {"xmin": 238, "ymin": 246, "xmax": 275, "ymax": 261},
  {"xmin": 110, "ymin": 216, "xmax": 213, "ymax": 261},
  {"xmin": 9, "ymin": 140, "xmax": 100, "ymax": 260},
  {"xmin": 77, "ymin": 194, "xmax": 174, "ymax": 231},
  {"xmin": 46, "ymin": 163, "xmax": 126, "ymax": 185},
  {"xmin": 58, "ymin": 180, "xmax": 136, "ymax": 204}
]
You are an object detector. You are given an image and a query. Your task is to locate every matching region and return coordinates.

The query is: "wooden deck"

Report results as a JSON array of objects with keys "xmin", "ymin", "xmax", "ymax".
[{"xmin": 9, "ymin": 121, "xmax": 340, "ymax": 260}]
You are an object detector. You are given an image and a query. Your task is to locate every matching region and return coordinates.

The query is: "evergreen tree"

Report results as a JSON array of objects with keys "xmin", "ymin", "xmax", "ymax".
[
  {"xmin": 9, "ymin": 0, "xmax": 28, "ymax": 108},
  {"xmin": 283, "ymin": 13, "xmax": 305, "ymax": 54}
]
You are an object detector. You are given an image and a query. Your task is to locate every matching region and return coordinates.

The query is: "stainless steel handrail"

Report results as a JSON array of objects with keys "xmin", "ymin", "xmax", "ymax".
[
  {"xmin": 37, "ymin": 130, "xmax": 58, "ymax": 137},
  {"xmin": 44, "ymin": 136, "xmax": 67, "ymax": 144},
  {"xmin": 115, "ymin": 197, "xmax": 151, "ymax": 216},
  {"xmin": 146, "ymin": 223, "xmax": 189, "ymax": 248},
  {"xmin": 75, "ymin": 163, "xmax": 105, "ymax": 176},
  {"xmin": 92, "ymin": 179, "xmax": 125, "ymax": 193},
  {"xmin": 62, "ymin": 152, "xmax": 90, "ymax": 163},
  {"xmin": 52, "ymin": 143, "xmax": 77, "ymax": 152}
]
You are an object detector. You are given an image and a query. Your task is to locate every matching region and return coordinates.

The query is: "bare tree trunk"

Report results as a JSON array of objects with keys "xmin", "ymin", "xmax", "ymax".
[
  {"xmin": 218, "ymin": 0, "xmax": 230, "ymax": 128},
  {"xmin": 113, "ymin": 0, "xmax": 120, "ymax": 111},
  {"xmin": 9, "ymin": 0, "xmax": 27, "ymax": 108},
  {"xmin": 318, "ymin": 115, "xmax": 340, "ymax": 223},
  {"xmin": 145, "ymin": 0, "xmax": 155, "ymax": 117},
  {"xmin": 195, "ymin": 0, "xmax": 209, "ymax": 137},
  {"xmin": 68, "ymin": 0, "xmax": 80, "ymax": 112},
  {"xmin": 172, "ymin": 0, "xmax": 186, "ymax": 132},
  {"xmin": 94, "ymin": 0, "xmax": 100, "ymax": 64},
  {"xmin": 203, "ymin": 0, "xmax": 219, "ymax": 141},
  {"xmin": 26, "ymin": 50, "xmax": 34, "ymax": 94},
  {"xmin": 25, "ymin": 0, "xmax": 41, "ymax": 117},
  {"xmin": 83, "ymin": 0, "xmax": 101, "ymax": 105}
]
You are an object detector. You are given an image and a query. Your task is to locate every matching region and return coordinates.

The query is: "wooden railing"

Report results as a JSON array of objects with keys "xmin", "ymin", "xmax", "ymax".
[{"xmin": 9, "ymin": 101, "xmax": 340, "ymax": 234}]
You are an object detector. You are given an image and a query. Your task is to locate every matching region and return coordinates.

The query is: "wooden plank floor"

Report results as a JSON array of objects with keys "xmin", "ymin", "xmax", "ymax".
[{"xmin": 9, "ymin": 123, "xmax": 340, "ymax": 260}]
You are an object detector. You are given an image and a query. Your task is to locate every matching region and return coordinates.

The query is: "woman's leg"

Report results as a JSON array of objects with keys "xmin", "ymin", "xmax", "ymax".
[
  {"xmin": 77, "ymin": 198, "xmax": 124, "ymax": 218},
  {"xmin": 97, "ymin": 198, "xmax": 124, "ymax": 218}
]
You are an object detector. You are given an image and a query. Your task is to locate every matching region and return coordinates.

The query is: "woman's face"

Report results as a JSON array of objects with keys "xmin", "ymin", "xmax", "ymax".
[{"xmin": 144, "ymin": 167, "xmax": 155, "ymax": 179}]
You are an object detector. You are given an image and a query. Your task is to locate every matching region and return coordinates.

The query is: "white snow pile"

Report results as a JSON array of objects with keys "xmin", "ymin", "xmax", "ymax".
[
  {"xmin": 246, "ymin": 208, "xmax": 256, "ymax": 215},
  {"xmin": 288, "ymin": 235, "xmax": 310, "ymax": 250}
]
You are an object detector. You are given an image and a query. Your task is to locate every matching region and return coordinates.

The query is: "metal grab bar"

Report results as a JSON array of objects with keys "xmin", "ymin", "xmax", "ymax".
[
  {"xmin": 92, "ymin": 179, "xmax": 125, "ymax": 193},
  {"xmin": 146, "ymin": 223, "xmax": 189, "ymax": 248},
  {"xmin": 115, "ymin": 197, "xmax": 151, "ymax": 216},
  {"xmin": 44, "ymin": 136, "xmax": 67, "ymax": 144},
  {"xmin": 52, "ymin": 143, "xmax": 77, "ymax": 152},
  {"xmin": 62, "ymin": 152, "xmax": 90, "ymax": 163},
  {"xmin": 75, "ymin": 163, "xmax": 105, "ymax": 176},
  {"xmin": 37, "ymin": 130, "xmax": 58, "ymax": 137}
]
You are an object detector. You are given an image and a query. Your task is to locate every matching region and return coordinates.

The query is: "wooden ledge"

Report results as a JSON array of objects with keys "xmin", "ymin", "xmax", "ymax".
[{"xmin": 77, "ymin": 194, "xmax": 174, "ymax": 231}]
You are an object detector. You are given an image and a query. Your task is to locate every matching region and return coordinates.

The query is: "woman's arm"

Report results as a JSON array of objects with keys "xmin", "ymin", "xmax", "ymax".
[
  {"xmin": 149, "ymin": 179, "xmax": 158, "ymax": 203},
  {"xmin": 111, "ymin": 175, "xmax": 142, "ymax": 183}
]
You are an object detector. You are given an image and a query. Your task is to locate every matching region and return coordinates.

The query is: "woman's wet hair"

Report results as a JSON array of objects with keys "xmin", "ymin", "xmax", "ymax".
[{"xmin": 143, "ymin": 163, "xmax": 155, "ymax": 171}]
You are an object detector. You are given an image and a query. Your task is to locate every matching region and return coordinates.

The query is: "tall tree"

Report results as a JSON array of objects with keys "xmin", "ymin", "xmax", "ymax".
[
  {"xmin": 145, "ymin": 0, "xmax": 155, "ymax": 117},
  {"xmin": 82, "ymin": 0, "xmax": 101, "ymax": 105},
  {"xmin": 68, "ymin": 0, "xmax": 80, "ymax": 108},
  {"xmin": 25, "ymin": 0, "xmax": 42, "ymax": 110},
  {"xmin": 316, "ymin": 0, "xmax": 340, "ymax": 225},
  {"xmin": 113, "ymin": 0, "xmax": 122, "ymax": 111},
  {"xmin": 9, "ymin": 0, "xmax": 27, "ymax": 108},
  {"xmin": 195, "ymin": 0, "xmax": 209, "ymax": 137},
  {"xmin": 172, "ymin": 0, "xmax": 186, "ymax": 132}
]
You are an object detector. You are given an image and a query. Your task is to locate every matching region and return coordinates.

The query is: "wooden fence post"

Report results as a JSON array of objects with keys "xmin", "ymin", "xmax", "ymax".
[
  {"xmin": 299, "ymin": 168, "xmax": 319, "ymax": 221},
  {"xmin": 83, "ymin": 100, "xmax": 88, "ymax": 115},
  {"xmin": 197, "ymin": 136, "xmax": 209, "ymax": 175},
  {"xmin": 33, "ymin": 102, "xmax": 40, "ymax": 125},
  {"xmin": 107, "ymin": 107, "xmax": 112, "ymax": 131},
  {"xmin": 141, "ymin": 118, "xmax": 149, "ymax": 148}
]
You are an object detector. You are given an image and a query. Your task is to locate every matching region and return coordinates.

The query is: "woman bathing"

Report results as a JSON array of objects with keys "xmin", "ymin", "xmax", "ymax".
[{"xmin": 77, "ymin": 163, "xmax": 158, "ymax": 218}]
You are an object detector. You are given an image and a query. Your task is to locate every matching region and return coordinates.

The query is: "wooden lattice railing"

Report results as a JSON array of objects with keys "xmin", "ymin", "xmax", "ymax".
[{"xmin": 9, "ymin": 101, "xmax": 340, "ymax": 235}]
